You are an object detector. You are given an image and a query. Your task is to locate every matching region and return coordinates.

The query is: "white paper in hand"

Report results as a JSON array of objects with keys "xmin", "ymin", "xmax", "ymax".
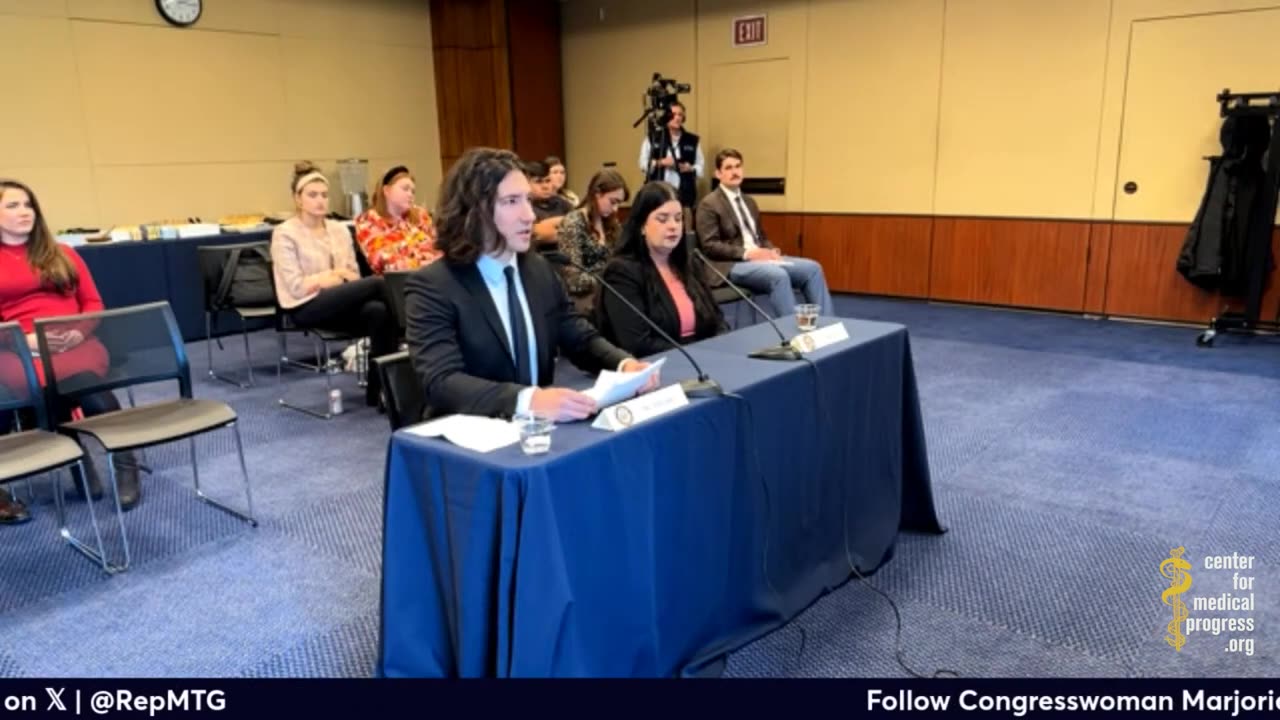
[
  {"xmin": 404, "ymin": 414, "xmax": 521, "ymax": 453},
  {"xmin": 583, "ymin": 357, "xmax": 666, "ymax": 410}
]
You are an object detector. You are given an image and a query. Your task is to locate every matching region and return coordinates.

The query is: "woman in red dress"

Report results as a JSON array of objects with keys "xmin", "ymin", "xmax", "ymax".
[{"xmin": 0, "ymin": 180, "xmax": 141, "ymax": 524}]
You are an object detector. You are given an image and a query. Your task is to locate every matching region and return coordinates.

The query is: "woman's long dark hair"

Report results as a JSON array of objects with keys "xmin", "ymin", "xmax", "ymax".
[
  {"xmin": 0, "ymin": 179, "xmax": 77, "ymax": 294},
  {"xmin": 578, "ymin": 169, "xmax": 629, "ymax": 246},
  {"xmin": 612, "ymin": 181, "xmax": 720, "ymax": 323}
]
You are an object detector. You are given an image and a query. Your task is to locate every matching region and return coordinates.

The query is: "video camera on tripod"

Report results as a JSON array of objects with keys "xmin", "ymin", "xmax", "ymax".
[
  {"xmin": 633, "ymin": 73, "xmax": 692, "ymax": 181},
  {"xmin": 634, "ymin": 73, "xmax": 691, "ymax": 129}
]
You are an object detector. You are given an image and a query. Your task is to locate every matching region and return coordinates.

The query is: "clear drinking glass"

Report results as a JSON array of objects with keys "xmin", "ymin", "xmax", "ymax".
[
  {"xmin": 515, "ymin": 412, "xmax": 554, "ymax": 455},
  {"xmin": 795, "ymin": 303, "xmax": 820, "ymax": 332}
]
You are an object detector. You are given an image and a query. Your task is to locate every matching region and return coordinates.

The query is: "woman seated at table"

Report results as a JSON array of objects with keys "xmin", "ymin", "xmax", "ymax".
[
  {"xmin": 554, "ymin": 169, "xmax": 628, "ymax": 315},
  {"xmin": 0, "ymin": 179, "xmax": 142, "ymax": 521},
  {"xmin": 354, "ymin": 165, "xmax": 441, "ymax": 273},
  {"xmin": 597, "ymin": 181, "xmax": 726, "ymax": 358},
  {"xmin": 545, "ymin": 156, "xmax": 579, "ymax": 207},
  {"xmin": 271, "ymin": 162, "xmax": 397, "ymax": 408}
]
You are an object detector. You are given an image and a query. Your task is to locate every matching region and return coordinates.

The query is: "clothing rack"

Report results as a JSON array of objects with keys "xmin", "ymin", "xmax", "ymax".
[{"xmin": 1197, "ymin": 88, "xmax": 1280, "ymax": 347}]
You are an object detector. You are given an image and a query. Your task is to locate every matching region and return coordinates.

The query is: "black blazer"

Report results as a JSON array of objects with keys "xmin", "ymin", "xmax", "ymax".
[
  {"xmin": 694, "ymin": 187, "xmax": 775, "ymax": 284},
  {"xmin": 404, "ymin": 252, "xmax": 632, "ymax": 419},
  {"xmin": 597, "ymin": 256, "xmax": 726, "ymax": 359}
]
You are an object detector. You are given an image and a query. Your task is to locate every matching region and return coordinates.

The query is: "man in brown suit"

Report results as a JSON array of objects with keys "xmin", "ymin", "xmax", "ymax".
[{"xmin": 695, "ymin": 149, "xmax": 832, "ymax": 317}]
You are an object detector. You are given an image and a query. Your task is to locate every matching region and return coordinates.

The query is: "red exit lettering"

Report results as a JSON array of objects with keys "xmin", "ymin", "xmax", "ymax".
[{"xmin": 732, "ymin": 15, "xmax": 766, "ymax": 47}]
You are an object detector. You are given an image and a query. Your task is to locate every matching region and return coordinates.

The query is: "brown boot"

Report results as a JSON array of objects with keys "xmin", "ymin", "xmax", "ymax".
[
  {"xmin": 74, "ymin": 460, "xmax": 104, "ymax": 502},
  {"xmin": 113, "ymin": 453, "xmax": 142, "ymax": 511},
  {"xmin": 0, "ymin": 491, "xmax": 31, "ymax": 525}
]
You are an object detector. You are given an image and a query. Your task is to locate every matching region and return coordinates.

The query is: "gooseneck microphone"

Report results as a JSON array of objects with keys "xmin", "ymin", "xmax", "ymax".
[
  {"xmin": 691, "ymin": 247, "xmax": 802, "ymax": 361},
  {"xmin": 543, "ymin": 252, "xmax": 723, "ymax": 398}
]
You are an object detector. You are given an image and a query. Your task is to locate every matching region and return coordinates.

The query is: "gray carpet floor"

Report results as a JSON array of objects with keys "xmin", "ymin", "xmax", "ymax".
[{"xmin": 1, "ymin": 295, "xmax": 1274, "ymax": 677}]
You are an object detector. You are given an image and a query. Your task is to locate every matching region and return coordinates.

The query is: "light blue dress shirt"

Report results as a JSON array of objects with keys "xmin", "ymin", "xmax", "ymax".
[{"xmin": 475, "ymin": 253, "xmax": 539, "ymax": 413}]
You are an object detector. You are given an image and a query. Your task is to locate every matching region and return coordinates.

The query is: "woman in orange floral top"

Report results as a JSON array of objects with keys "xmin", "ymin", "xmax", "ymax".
[{"xmin": 354, "ymin": 165, "xmax": 440, "ymax": 273}]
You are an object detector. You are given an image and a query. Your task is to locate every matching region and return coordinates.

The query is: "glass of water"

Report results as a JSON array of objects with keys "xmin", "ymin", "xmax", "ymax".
[
  {"xmin": 515, "ymin": 412, "xmax": 554, "ymax": 455},
  {"xmin": 795, "ymin": 303, "xmax": 820, "ymax": 332}
]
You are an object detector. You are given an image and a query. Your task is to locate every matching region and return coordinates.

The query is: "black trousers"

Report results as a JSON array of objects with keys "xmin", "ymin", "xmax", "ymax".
[
  {"xmin": 1, "ymin": 377, "xmax": 138, "ymax": 481},
  {"xmin": 0, "ymin": 380, "xmax": 122, "ymax": 433},
  {"xmin": 289, "ymin": 276, "xmax": 396, "ymax": 402}
]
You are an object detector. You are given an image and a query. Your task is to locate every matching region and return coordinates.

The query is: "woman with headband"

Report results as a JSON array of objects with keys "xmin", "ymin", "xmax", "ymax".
[
  {"xmin": 271, "ymin": 161, "xmax": 397, "ymax": 408},
  {"xmin": 354, "ymin": 165, "xmax": 440, "ymax": 273}
]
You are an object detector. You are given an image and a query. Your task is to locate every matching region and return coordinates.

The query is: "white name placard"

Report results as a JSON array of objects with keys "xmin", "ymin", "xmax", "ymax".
[
  {"xmin": 591, "ymin": 383, "xmax": 689, "ymax": 432},
  {"xmin": 790, "ymin": 322, "xmax": 850, "ymax": 354}
]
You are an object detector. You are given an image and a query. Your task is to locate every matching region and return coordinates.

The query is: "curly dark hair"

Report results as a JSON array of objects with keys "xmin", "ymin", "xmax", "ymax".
[{"xmin": 434, "ymin": 148, "xmax": 526, "ymax": 265}]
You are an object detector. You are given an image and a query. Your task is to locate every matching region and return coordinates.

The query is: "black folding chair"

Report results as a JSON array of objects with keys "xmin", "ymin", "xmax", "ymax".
[
  {"xmin": 0, "ymin": 322, "xmax": 125, "ymax": 573},
  {"xmin": 373, "ymin": 351, "xmax": 423, "ymax": 431},
  {"xmin": 354, "ymin": 234, "xmax": 375, "ymax": 278},
  {"xmin": 36, "ymin": 302, "xmax": 258, "ymax": 572},
  {"xmin": 197, "ymin": 242, "xmax": 276, "ymax": 388},
  {"xmin": 271, "ymin": 269, "xmax": 360, "ymax": 420},
  {"xmin": 383, "ymin": 271, "xmax": 413, "ymax": 336}
]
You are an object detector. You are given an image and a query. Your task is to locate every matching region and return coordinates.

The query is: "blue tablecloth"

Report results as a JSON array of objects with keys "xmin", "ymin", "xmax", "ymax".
[
  {"xmin": 78, "ymin": 229, "xmax": 273, "ymax": 342},
  {"xmin": 378, "ymin": 316, "xmax": 944, "ymax": 678}
]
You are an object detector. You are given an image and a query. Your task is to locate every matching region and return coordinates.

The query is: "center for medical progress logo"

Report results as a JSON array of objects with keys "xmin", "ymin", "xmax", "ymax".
[
  {"xmin": 1160, "ymin": 547, "xmax": 1193, "ymax": 652},
  {"xmin": 1157, "ymin": 546, "xmax": 1260, "ymax": 657}
]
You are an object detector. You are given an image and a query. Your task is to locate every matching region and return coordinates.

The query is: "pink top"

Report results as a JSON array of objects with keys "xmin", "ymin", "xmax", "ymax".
[{"xmin": 657, "ymin": 265, "xmax": 696, "ymax": 339}]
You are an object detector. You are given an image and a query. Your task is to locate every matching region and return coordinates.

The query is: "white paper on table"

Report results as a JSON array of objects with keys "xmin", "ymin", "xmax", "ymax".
[
  {"xmin": 403, "ymin": 414, "xmax": 520, "ymax": 453},
  {"xmin": 583, "ymin": 357, "xmax": 666, "ymax": 410}
]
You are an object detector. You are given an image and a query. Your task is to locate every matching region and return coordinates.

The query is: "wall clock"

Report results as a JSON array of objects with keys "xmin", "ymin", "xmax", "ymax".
[{"xmin": 156, "ymin": 0, "xmax": 202, "ymax": 27}]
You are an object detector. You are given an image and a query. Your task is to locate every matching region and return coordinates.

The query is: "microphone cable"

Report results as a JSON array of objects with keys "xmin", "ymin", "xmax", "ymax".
[
  {"xmin": 844, "ymin": 559, "xmax": 960, "ymax": 680},
  {"xmin": 799, "ymin": 328, "xmax": 959, "ymax": 679},
  {"xmin": 724, "ymin": 390, "xmax": 781, "ymax": 602}
]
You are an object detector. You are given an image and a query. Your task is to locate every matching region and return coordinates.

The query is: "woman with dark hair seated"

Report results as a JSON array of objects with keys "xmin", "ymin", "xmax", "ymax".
[
  {"xmin": 545, "ymin": 156, "xmax": 579, "ymax": 206},
  {"xmin": 597, "ymin": 181, "xmax": 726, "ymax": 358},
  {"xmin": 271, "ymin": 162, "xmax": 397, "ymax": 408},
  {"xmin": 554, "ymin": 168, "xmax": 628, "ymax": 315},
  {"xmin": 0, "ymin": 179, "xmax": 142, "ymax": 520}
]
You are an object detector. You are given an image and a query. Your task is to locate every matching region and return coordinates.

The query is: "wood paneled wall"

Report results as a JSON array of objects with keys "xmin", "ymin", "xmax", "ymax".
[
  {"xmin": 430, "ymin": 0, "xmax": 510, "ymax": 172},
  {"xmin": 808, "ymin": 216, "xmax": 934, "ymax": 299},
  {"xmin": 430, "ymin": 0, "xmax": 563, "ymax": 174},
  {"xmin": 930, "ymin": 218, "xmax": 1092, "ymax": 312},
  {"xmin": 506, "ymin": 0, "xmax": 564, "ymax": 162},
  {"xmin": 1103, "ymin": 223, "xmax": 1280, "ymax": 323},
  {"xmin": 757, "ymin": 212, "xmax": 1279, "ymax": 325}
]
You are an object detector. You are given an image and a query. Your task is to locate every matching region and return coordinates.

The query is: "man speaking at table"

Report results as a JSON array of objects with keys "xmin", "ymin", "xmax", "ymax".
[{"xmin": 403, "ymin": 147, "xmax": 658, "ymax": 421}]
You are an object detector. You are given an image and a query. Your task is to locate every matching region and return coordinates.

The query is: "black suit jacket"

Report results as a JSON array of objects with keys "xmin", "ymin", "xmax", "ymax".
[
  {"xmin": 404, "ymin": 252, "xmax": 631, "ymax": 419},
  {"xmin": 597, "ymin": 256, "xmax": 726, "ymax": 359},
  {"xmin": 694, "ymin": 187, "xmax": 775, "ymax": 284}
]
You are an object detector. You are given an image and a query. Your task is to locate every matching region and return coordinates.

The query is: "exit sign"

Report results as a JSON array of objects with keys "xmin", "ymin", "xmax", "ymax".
[{"xmin": 732, "ymin": 14, "xmax": 766, "ymax": 47}]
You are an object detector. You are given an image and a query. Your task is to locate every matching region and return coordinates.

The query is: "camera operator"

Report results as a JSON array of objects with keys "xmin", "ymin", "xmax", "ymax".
[{"xmin": 637, "ymin": 101, "xmax": 704, "ymax": 212}]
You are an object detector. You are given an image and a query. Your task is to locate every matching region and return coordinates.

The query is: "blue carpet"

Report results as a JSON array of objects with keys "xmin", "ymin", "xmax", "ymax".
[{"xmin": 0, "ymin": 294, "xmax": 1274, "ymax": 677}]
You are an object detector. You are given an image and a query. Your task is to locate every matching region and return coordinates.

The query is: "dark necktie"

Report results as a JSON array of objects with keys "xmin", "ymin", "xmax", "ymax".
[
  {"xmin": 735, "ymin": 195, "xmax": 758, "ymax": 243},
  {"xmin": 504, "ymin": 266, "xmax": 533, "ymax": 386}
]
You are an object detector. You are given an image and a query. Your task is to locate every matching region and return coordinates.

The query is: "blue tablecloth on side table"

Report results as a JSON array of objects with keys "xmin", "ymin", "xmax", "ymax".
[
  {"xmin": 77, "ymin": 229, "xmax": 273, "ymax": 342},
  {"xmin": 378, "ymin": 316, "xmax": 944, "ymax": 677}
]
